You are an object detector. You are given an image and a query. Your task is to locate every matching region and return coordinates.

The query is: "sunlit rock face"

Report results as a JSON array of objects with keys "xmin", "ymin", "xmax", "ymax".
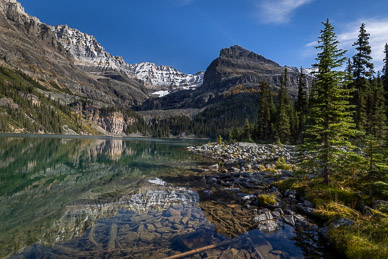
[{"xmin": 54, "ymin": 25, "xmax": 135, "ymax": 76}]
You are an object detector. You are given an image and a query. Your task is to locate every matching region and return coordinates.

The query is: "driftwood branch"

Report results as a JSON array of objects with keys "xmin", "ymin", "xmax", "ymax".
[{"xmin": 163, "ymin": 238, "xmax": 240, "ymax": 259}]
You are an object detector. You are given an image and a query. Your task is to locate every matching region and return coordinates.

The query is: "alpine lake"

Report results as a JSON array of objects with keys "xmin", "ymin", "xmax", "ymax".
[{"xmin": 0, "ymin": 135, "xmax": 338, "ymax": 258}]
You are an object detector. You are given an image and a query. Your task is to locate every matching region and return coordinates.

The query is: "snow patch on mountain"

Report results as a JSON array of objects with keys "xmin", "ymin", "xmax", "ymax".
[{"xmin": 152, "ymin": 90, "xmax": 170, "ymax": 98}]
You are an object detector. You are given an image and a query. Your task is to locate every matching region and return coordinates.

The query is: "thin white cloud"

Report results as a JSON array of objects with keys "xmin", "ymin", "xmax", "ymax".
[
  {"xmin": 303, "ymin": 19, "xmax": 388, "ymax": 71},
  {"xmin": 256, "ymin": 0, "xmax": 315, "ymax": 24}
]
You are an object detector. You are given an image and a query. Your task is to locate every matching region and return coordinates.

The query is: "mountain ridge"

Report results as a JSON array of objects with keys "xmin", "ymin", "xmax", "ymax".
[
  {"xmin": 0, "ymin": 0, "xmax": 311, "ymax": 137},
  {"xmin": 138, "ymin": 45, "xmax": 310, "ymax": 112}
]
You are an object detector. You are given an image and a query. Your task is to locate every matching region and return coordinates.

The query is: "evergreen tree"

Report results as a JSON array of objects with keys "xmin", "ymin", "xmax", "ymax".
[
  {"xmin": 352, "ymin": 23, "xmax": 374, "ymax": 131},
  {"xmin": 345, "ymin": 58, "xmax": 354, "ymax": 89},
  {"xmin": 353, "ymin": 23, "xmax": 374, "ymax": 78},
  {"xmin": 346, "ymin": 58, "xmax": 353, "ymax": 78},
  {"xmin": 276, "ymin": 68, "xmax": 292, "ymax": 143},
  {"xmin": 364, "ymin": 136, "xmax": 388, "ymax": 197},
  {"xmin": 383, "ymin": 43, "xmax": 388, "ymax": 118},
  {"xmin": 232, "ymin": 127, "xmax": 240, "ymax": 142},
  {"xmin": 301, "ymin": 19, "xmax": 357, "ymax": 185},
  {"xmin": 256, "ymin": 82, "xmax": 276, "ymax": 141},
  {"xmin": 295, "ymin": 68, "xmax": 308, "ymax": 143},
  {"xmin": 370, "ymin": 75, "xmax": 387, "ymax": 140},
  {"xmin": 228, "ymin": 130, "xmax": 234, "ymax": 143},
  {"xmin": 243, "ymin": 118, "xmax": 252, "ymax": 141}
]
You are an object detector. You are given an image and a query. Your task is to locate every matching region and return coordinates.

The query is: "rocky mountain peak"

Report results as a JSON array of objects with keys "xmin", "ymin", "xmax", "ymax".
[
  {"xmin": 219, "ymin": 45, "xmax": 281, "ymax": 67},
  {"xmin": 0, "ymin": 0, "xmax": 40, "ymax": 24},
  {"xmin": 54, "ymin": 24, "xmax": 132, "ymax": 75},
  {"xmin": 202, "ymin": 45, "xmax": 309, "ymax": 94}
]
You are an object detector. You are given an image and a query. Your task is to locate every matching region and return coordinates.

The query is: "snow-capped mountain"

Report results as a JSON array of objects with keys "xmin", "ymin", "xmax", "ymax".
[
  {"xmin": 53, "ymin": 25, "xmax": 204, "ymax": 93},
  {"xmin": 130, "ymin": 62, "xmax": 204, "ymax": 90}
]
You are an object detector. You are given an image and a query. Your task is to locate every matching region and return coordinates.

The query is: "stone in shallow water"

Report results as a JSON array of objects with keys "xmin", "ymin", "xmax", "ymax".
[
  {"xmin": 283, "ymin": 215, "xmax": 295, "ymax": 226},
  {"xmin": 271, "ymin": 250, "xmax": 283, "ymax": 255},
  {"xmin": 127, "ymin": 231, "xmax": 139, "ymax": 242},
  {"xmin": 257, "ymin": 220, "xmax": 280, "ymax": 233},
  {"xmin": 172, "ymin": 229, "xmax": 213, "ymax": 250},
  {"xmin": 272, "ymin": 211, "xmax": 281, "ymax": 218},
  {"xmin": 144, "ymin": 223, "xmax": 154, "ymax": 231},
  {"xmin": 137, "ymin": 225, "xmax": 158, "ymax": 243},
  {"xmin": 181, "ymin": 216, "xmax": 190, "ymax": 225},
  {"xmin": 274, "ymin": 208, "xmax": 284, "ymax": 215},
  {"xmin": 164, "ymin": 207, "xmax": 181, "ymax": 217},
  {"xmin": 294, "ymin": 214, "xmax": 308, "ymax": 226},
  {"xmin": 284, "ymin": 209, "xmax": 295, "ymax": 215},
  {"xmin": 219, "ymin": 248, "xmax": 240, "ymax": 259},
  {"xmin": 254, "ymin": 211, "xmax": 274, "ymax": 222}
]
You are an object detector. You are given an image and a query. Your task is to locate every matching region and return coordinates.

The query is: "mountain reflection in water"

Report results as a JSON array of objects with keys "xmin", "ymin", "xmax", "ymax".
[
  {"xmin": 0, "ymin": 136, "xmax": 206, "ymax": 258},
  {"xmin": 1, "ymin": 136, "xmax": 335, "ymax": 259}
]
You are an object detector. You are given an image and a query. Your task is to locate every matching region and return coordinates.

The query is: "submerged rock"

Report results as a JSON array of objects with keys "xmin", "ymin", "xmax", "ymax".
[
  {"xmin": 257, "ymin": 220, "xmax": 280, "ymax": 233},
  {"xmin": 283, "ymin": 215, "xmax": 296, "ymax": 226}
]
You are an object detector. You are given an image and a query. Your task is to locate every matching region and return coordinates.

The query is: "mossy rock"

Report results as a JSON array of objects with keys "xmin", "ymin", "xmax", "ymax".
[
  {"xmin": 257, "ymin": 194, "xmax": 277, "ymax": 206},
  {"xmin": 314, "ymin": 202, "xmax": 360, "ymax": 222}
]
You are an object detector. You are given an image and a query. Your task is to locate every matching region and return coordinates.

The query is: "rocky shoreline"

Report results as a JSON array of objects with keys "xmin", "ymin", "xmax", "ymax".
[{"xmin": 187, "ymin": 142, "xmax": 345, "ymax": 255}]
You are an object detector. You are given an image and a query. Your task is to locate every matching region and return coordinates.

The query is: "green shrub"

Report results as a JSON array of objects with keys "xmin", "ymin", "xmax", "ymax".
[
  {"xmin": 329, "ymin": 218, "xmax": 388, "ymax": 259},
  {"xmin": 275, "ymin": 156, "xmax": 294, "ymax": 171}
]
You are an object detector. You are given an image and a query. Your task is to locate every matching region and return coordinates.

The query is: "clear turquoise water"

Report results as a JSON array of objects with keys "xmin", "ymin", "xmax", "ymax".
[{"xmin": 0, "ymin": 135, "xmax": 337, "ymax": 258}]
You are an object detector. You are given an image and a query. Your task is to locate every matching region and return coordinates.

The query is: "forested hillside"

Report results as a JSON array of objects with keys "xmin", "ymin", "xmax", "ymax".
[{"xmin": 0, "ymin": 66, "xmax": 91, "ymax": 134}]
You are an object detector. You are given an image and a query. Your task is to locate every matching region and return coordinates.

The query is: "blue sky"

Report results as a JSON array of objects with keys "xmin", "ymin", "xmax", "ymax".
[{"xmin": 18, "ymin": 0, "xmax": 388, "ymax": 74}]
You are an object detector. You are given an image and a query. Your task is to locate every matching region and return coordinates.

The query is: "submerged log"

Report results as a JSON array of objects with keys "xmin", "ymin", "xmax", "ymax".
[{"xmin": 163, "ymin": 237, "xmax": 241, "ymax": 259}]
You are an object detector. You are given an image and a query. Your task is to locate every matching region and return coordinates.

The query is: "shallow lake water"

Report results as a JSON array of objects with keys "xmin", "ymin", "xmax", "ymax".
[{"xmin": 0, "ymin": 135, "xmax": 338, "ymax": 258}]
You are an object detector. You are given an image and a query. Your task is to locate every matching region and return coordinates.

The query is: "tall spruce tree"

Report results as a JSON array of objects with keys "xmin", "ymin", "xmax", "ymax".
[
  {"xmin": 243, "ymin": 118, "xmax": 252, "ymax": 141},
  {"xmin": 256, "ymin": 82, "xmax": 276, "ymax": 141},
  {"xmin": 353, "ymin": 23, "xmax": 374, "ymax": 78},
  {"xmin": 295, "ymin": 68, "xmax": 308, "ymax": 143},
  {"xmin": 370, "ymin": 75, "xmax": 387, "ymax": 140},
  {"xmin": 301, "ymin": 19, "xmax": 357, "ymax": 185},
  {"xmin": 363, "ymin": 74, "xmax": 387, "ymax": 197},
  {"xmin": 352, "ymin": 23, "xmax": 374, "ymax": 132},
  {"xmin": 384, "ymin": 43, "xmax": 388, "ymax": 118},
  {"xmin": 345, "ymin": 58, "xmax": 353, "ymax": 86},
  {"xmin": 276, "ymin": 68, "xmax": 292, "ymax": 143}
]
